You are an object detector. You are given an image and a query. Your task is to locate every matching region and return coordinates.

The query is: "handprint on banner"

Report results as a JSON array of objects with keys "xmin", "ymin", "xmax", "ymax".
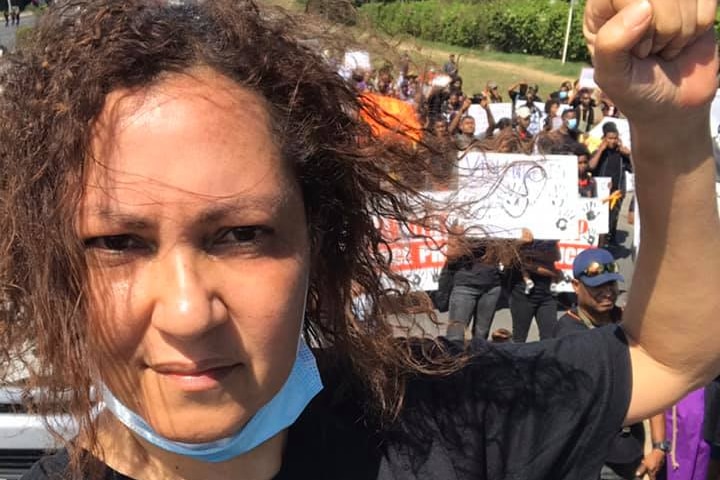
[
  {"xmin": 583, "ymin": 201, "xmax": 600, "ymax": 222},
  {"xmin": 431, "ymin": 269, "xmax": 442, "ymax": 283},
  {"xmin": 555, "ymin": 206, "xmax": 577, "ymax": 232}
]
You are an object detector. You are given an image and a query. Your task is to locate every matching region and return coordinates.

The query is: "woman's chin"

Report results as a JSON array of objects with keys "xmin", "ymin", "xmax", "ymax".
[{"xmin": 146, "ymin": 407, "xmax": 252, "ymax": 444}]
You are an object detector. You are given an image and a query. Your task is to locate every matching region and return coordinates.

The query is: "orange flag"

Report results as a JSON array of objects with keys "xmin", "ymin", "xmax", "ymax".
[{"xmin": 359, "ymin": 93, "xmax": 423, "ymax": 144}]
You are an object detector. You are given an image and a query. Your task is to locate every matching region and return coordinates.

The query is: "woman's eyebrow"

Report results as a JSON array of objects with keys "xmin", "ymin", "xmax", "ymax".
[
  {"xmin": 195, "ymin": 195, "xmax": 285, "ymax": 225},
  {"xmin": 88, "ymin": 193, "xmax": 288, "ymax": 229},
  {"xmin": 91, "ymin": 210, "xmax": 154, "ymax": 231}
]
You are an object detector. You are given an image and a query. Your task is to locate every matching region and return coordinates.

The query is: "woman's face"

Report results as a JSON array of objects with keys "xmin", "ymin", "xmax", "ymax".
[{"xmin": 78, "ymin": 69, "xmax": 310, "ymax": 443}]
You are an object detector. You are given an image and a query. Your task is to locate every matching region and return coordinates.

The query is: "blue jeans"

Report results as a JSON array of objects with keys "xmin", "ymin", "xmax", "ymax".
[{"xmin": 446, "ymin": 284, "xmax": 501, "ymax": 341}]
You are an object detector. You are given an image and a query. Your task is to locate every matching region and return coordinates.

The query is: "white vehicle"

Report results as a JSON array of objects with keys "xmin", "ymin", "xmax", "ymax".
[
  {"xmin": 0, "ymin": 386, "xmax": 60, "ymax": 480},
  {"xmin": 0, "ymin": 356, "xmax": 75, "ymax": 479}
]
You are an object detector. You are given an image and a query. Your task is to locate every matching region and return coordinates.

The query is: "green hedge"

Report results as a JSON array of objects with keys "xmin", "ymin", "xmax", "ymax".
[
  {"xmin": 360, "ymin": 0, "xmax": 494, "ymax": 48},
  {"xmin": 488, "ymin": 0, "xmax": 589, "ymax": 61},
  {"xmin": 360, "ymin": 0, "xmax": 590, "ymax": 62}
]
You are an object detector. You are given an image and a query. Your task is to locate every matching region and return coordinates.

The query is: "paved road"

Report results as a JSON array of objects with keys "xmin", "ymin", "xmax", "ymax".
[
  {"xmin": 0, "ymin": 13, "xmax": 37, "ymax": 52},
  {"xmin": 393, "ymin": 195, "xmax": 637, "ymax": 342}
]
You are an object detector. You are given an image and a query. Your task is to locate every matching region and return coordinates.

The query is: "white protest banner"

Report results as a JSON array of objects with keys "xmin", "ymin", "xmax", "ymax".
[
  {"xmin": 452, "ymin": 152, "xmax": 580, "ymax": 240},
  {"xmin": 468, "ymin": 103, "xmax": 513, "ymax": 136},
  {"xmin": 625, "ymin": 173, "xmax": 635, "ymax": 193},
  {"xmin": 595, "ymin": 176, "xmax": 612, "ymax": 204},
  {"xmin": 343, "ymin": 50, "xmax": 371, "ymax": 72},
  {"xmin": 579, "ymin": 68, "xmax": 598, "ymax": 89},
  {"xmin": 379, "ymin": 155, "xmax": 601, "ymax": 291},
  {"xmin": 577, "ymin": 197, "xmax": 609, "ymax": 238},
  {"xmin": 468, "ymin": 102, "xmax": 546, "ymax": 137},
  {"xmin": 553, "ymin": 196, "xmax": 609, "ymax": 292},
  {"xmin": 552, "ymin": 177, "xmax": 611, "ymax": 292},
  {"xmin": 467, "ymin": 104, "xmax": 492, "ymax": 136},
  {"xmin": 375, "ymin": 214, "xmax": 448, "ymax": 292},
  {"xmin": 553, "ymin": 241, "xmax": 593, "ymax": 293}
]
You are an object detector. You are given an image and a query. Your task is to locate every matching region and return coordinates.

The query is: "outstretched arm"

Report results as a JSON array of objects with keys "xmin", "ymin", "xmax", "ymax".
[{"xmin": 585, "ymin": 0, "xmax": 720, "ymax": 423}]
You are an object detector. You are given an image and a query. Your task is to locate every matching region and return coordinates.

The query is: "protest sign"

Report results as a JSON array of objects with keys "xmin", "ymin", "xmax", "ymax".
[
  {"xmin": 376, "ymin": 216, "xmax": 447, "ymax": 291},
  {"xmin": 454, "ymin": 152, "xmax": 580, "ymax": 240},
  {"xmin": 468, "ymin": 103, "xmax": 513, "ymax": 136},
  {"xmin": 468, "ymin": 102, "xmax": 545, "ymax": 137},
  {"xmin": 379, "ymin": 154, "xmax": 606, "ymax": 291},
  {"xmin": 578, "ymin": 68, "xmax": 598, "ymax": 89},
  {"xmin": 343, "ymin": 50, "xmax": 371, "ymax": 72},
  {"xmin": 552, "ymin": 177, "xmax": 611, "ymax": 292},
  {"xmin": 625, "ymin": 173, "xmax": 635, "ymax": 193},
  {"xmin": 595, "ymin": 176, "xmax": 612, "ymax": 202},
  {"xmin": 553, "ymin": 199, "xmax": 608, "ymax": 292}
]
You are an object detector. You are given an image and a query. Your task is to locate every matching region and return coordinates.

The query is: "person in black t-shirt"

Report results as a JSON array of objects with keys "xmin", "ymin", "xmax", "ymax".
[
  {"xmin": 553, "ymin": 248, "xmax": 669, "ymax": 480},
  {"xmin": 508, "ymin": 238, "xmax": 562, "ymax": 342},
  {"xmin": 444, "ymin": 229, "xmax": 502, "ymax": 342},
  {"xmin": 7, "ymin": 2, "xmax": 720, "ymax": 480},
  {"xmin": 589, "ymin": 121, "xmax": 633, "ymax": 246}
]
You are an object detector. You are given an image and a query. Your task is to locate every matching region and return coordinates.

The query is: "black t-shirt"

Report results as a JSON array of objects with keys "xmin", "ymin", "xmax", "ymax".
[
  {"xmin": 508, "ymin": 240, "xmax": 560, "ymax": 291},
  {"xmin": 552, "ymin": 311, "xmax": 643, "ymax": 466},
  {"xmin": 448, "ymin": 244, "xmax": 500, "ymax": 289},
  {"xmin": 553, "ymin": 311, "xmax": 589, "ymax": 338},
  {"xmin": 593, "ymin": 148, "xmax": 632, "ymax": 193},
  {"xmin": 24, "ymin": 327, "xmax": 631, "ymax": 480}
]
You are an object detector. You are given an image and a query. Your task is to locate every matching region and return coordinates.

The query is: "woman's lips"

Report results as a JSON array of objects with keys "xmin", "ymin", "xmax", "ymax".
[{"xmin": 152, "ymin": 363, "xmax": 241, "ymax": 392}]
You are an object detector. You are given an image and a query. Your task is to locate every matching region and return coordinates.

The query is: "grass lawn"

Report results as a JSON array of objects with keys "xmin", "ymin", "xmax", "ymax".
[
  {"xmin": 417, "ymin": 39, "xmax": 589, "ymax": 78},
  {"xmin": 403, "ymin": 38, "xmax": 590, "ymax": 98}
]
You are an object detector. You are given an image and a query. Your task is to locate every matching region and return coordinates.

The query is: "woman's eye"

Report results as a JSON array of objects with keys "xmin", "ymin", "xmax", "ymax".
[
  {"xmin": 83, "ymin": 235, "xmax": 146, "ymax": 252},
  {"xmin": 214, "ymin": 227, "xmax": 269, "ymax": 247}
]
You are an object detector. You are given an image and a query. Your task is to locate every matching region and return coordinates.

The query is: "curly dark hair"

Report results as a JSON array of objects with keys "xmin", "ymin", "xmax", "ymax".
[{"xmin": 0, "ymin": 0, "xmax": 465, "ymax": 473}]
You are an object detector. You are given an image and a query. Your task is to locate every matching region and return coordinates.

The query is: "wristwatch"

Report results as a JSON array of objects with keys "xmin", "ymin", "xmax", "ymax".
[{"xmin": 653, "ymin": 440, "xmax": 671, "ymax": 453}]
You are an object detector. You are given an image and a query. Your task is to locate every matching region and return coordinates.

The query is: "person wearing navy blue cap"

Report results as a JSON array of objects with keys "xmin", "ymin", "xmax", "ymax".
[
  {"xmin": 553, "ymin": 248, "xmax": 669, "ymax": 480},
  {"xmin": 572, "ymin": 247, "xmax": 623, "ymax": 285},
  {"xmin": 554, "ymin": 248, "xmax": 624, "ymax": 335}
]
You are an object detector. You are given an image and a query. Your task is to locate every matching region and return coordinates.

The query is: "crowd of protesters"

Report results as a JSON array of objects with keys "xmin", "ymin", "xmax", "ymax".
[
  {"xmin": 344, "ymin": 53, "xmax": 631, "ymax": 239},
  {"xmin": 343, "ymin": 54, "xmax": 720, "ymax": 480},
  {"xmin": 345, "ymin": 53, "xmax": 621, "ymax": 146}
]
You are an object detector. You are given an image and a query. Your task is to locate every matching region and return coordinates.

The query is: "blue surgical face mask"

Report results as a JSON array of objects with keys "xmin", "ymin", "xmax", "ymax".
[
  {"xmin": 102, "ymin": 337, "xmax": 323, "ymax": 463},
  {"xmin": 558, "ymin": 90, "xmax": 569, "ymax": 100},
  {"xmin": 567, "ymin": 118, "xmax": 578, "ymax": 130}
]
